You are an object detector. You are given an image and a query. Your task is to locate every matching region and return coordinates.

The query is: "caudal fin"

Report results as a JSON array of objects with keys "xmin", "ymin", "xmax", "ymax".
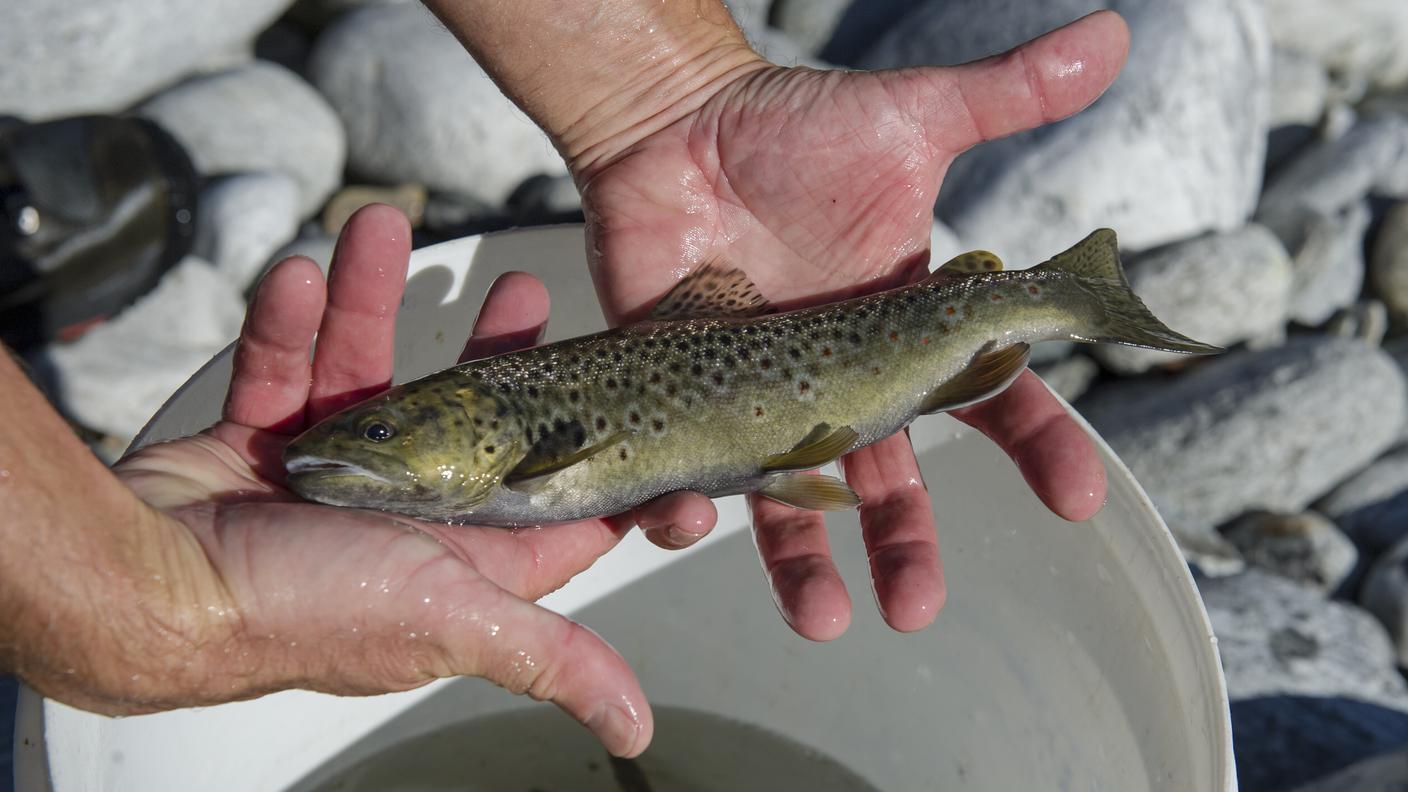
[{"xmin": 1039, "ymin": 229, "xmax": 1223, "ymax": 355}]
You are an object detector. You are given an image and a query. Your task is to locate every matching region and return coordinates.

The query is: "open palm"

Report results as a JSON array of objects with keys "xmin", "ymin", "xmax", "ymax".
[
  {"xmin": 109, "ymin": 206, "xmax": 651, "ymax": 757},
  {"xmin": 580, "ymin": 12, "xmax": 1128, "ymax": 639}
]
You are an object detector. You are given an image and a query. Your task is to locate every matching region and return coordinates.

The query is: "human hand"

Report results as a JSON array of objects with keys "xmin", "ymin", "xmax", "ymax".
[
  {"xmin": 66, "ymin": 205, "xmax": 651, "ymax": 756},
  {"xmin": 574, "ymin": 12, "xmax": 1126, "ymax": 639}
]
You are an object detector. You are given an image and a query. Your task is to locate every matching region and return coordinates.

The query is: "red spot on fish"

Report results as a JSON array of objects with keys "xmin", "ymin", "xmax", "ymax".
[
  {"xmin": 822, "ymin": 347, "xmax": 832, "ymax": 357},
  {"xmin": 755, "ymin": 406, "xmax": 765, "ymax": 417},
  {"xmin": 922, "ymin": 337, "xmax": 930, "ymax": 345},
  {"xmin": 990, "ymin": 293, "xmax": 1003, "ymax": 301},
  {"xmin": 945, "ymin": 306, "xmax": 956, "ymax": 316},
  {"xmin": 1028, "ymin": 285, "xmax": 1040, "ymax": 295},
  {"xmin": 888, "ymin": 331, "xmax": 899, "ymax": 342}
]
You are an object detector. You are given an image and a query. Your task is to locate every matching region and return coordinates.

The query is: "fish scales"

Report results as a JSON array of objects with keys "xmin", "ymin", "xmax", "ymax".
[{"xmin": 284, "ymin": 230, "xmax": 1220, "ymax": 525}]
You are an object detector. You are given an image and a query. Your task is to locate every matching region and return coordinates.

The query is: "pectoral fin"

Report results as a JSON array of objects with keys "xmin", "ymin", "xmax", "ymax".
[
  {"xmin": 505, "ymin": 430, "xmax": 631, "ymax": 494},
  {"xmin": 760, "ymin": 423, "xmax": 860, "ymax": 473},
  {"xmin": 649, "ymin": 259, "xmax": 774, "ymax": 320},
  {"xmin": 759, "ymin": 473, "xmax": 861, "ymax": 511},
  {"xmin": 919, "ymin": 343, "xmax": 1031, "ymax": 414}
]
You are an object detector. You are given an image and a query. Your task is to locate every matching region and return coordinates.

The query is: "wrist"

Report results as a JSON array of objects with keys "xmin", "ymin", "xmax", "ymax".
[{"xmin": 421, "ymin": 0, "xmax": 771, "ymax": 178}]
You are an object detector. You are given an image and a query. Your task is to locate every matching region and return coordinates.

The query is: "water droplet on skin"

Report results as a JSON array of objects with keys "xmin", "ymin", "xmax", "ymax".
[
  {"xmin": 0, "ymin": 470, "xmax": 10, "ymax": 478},
  {"xmin": 489, "ymin": 623, "xmax": 501, "ymax": 637},
  {"xmin": 422, "ymin": 597, "xmax": 431, "ymax": 604}
]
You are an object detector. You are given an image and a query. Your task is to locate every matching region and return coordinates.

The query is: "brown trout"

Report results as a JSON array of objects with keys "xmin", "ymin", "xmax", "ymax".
[{"xmin": 284, "ymin": 229, "xmax": 1218, "ymax": 525}]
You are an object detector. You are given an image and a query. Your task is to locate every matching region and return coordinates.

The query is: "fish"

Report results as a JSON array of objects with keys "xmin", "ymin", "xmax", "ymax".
[{"xmin": 283, "ymin": 229, "xmax": 1220, "ymax": 526}]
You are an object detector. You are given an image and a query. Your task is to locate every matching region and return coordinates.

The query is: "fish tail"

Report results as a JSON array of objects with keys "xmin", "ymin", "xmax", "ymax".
[{"xmin": 1038, "ymin": 229, "xmax": 1223, "ymax": 355}]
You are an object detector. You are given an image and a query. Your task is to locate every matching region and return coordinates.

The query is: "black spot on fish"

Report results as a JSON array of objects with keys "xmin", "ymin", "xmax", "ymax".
[
  {"xmin": 569, "ymin": 390, "xmax": 580, "ymax": 403},
  {"xmin": 473, "ymin": 417, "xmax": 483, "ymax": 427},
  {"xmin": 619, "ymin": 448, "xmax": 629, "ymax": 461},
  {"xmin": 595, "ymin": 348, "xmax": 608, "ymax": 358},
  {"xmin": 613, "ymin": 351, "xmax": 623, "ymax": 362},
  {"xmin": 648, "ymin": 372, "xmax": 661, "ymax": 384},
  {"xmin": 644, "ymin": 338, "xmax": 656, "ymax": 348},
  {"xmin": 539, "ymin": 422, "xmax": 549, "ymax": 437},
  {"xmin": 703, "ymin": 348, "xmax": 716, "ymax": 360},
  {"xmin": 527, "ymin": 386, "xmax": 539, "ymax": 398},
  {"xmin": 666, "ymin": 383, "xmax": 678, "ymax": 397},
  {"xmin": 788, "ymin": 348, "xmax": 801, "ymax": 360},
  {"xmin": 849, "ymin": 332, "xmax": 862, "ymax": 345},
  {"xmin": 760, "ymin": 358, "xmax": 772, "ymax": 370},
  {"xmin": 712, "ymin": 372, "xmax": 724, "ymax": 386},
  {"xmin": 724, "ymin": 356, "xmax": 736, "ymax": 368},
  {"xmin": 691, "ymin": 363, "xmax": 704, "ymax": 376},
  {"xmin": 668, "ymin": 362, "xmax": 681, "ymax": 373},
  {"xmin": 596, "ymin": 417, "xmax": 608, "ymax": 431},
  {"xmin": 629, "ymin": 412, "xmax": 641, "ymax": 424},
  {"xmin": 485, "ymin": 445, "xmax": 496, "ymax": 455},
  {"xmin": 739, "ymin": 347, "xmax": 751, "ymax": 360},
  {"xmin": 573, "ymin": 428, "xmax": 586, "ymax": 447},
  {"xmin": 606, "ymin": 378, "xmax": 617, "ymax": 389},
  {"xmin": 652, "ymin": 419, "xmax": 664, "ymax": 431}
]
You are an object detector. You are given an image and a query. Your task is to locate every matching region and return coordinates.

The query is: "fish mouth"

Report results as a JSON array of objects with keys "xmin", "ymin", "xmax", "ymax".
[{"xmin": 284, "ymin": 455, "xmax": 395, "ymax": 486}]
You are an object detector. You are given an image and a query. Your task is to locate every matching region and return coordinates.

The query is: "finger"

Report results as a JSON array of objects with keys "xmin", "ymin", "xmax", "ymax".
[
  {"xmin": 224, "ymin": 256, "xmax": 327, "ymax": 433},
  {"xmin": 416, "ymin": 517, "xmax": 632, "ymax": 602},
  {"xmin": 748, "ymin": 489, "xmax": 852, "ymax": 641},
  {"xmin": 951, "ymin": 370, "xmax": 1107, "ymax": 521},
  {"xmin": 460, "ymin": 271, "xmax": 550, "ymax": 362},
  {"xmin": 924, "ymin": 10, "xmax": 1130, "ymax": 153},
  {"xmin": 837, "ymin": 432, "xmax": 945, "ymax": 632},
  {"xmin": 634, "ymin": 491, "xmax": 718, "ymax": 550},
  {"xmin": 442, "ymin": 579, "xmax": 653, "ymax": 757},
  {"xmin": 308, "ymin": 204, "xmax": 412, "ymax": 422}
]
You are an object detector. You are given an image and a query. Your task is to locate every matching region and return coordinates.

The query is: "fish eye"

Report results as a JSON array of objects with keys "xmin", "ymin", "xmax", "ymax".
[{"xmin": 362, "ymin": 421, "xmax": 396, "ymax": 443}]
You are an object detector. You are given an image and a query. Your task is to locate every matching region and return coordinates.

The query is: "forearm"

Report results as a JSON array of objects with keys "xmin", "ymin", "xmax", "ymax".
[
  {"xmin": 0, "ymin": 351, "xmax": 214, "ymax": 710},
  {"xmin": 420, "ymin": 0, "xmax": 767, "ymax": 175}
]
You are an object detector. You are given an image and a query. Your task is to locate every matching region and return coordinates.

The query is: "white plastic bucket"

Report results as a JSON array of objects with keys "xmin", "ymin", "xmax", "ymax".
[{"xmin": 14, "ymin": 225, "xmax": 1235, "ymax": 791}]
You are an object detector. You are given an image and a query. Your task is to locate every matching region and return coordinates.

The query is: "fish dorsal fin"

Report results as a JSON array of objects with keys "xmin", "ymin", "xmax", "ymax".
[
  {"xmin": 938, "ymin": 250, "xmax": 1005, "ymax": 275},
  {"xmin": 919, "ymin": 343, "xmax": 1031, "ymax": 415},
  {"xmin": 759, "ymin": 473, "xmax": 861, "ymax": 511},
  {"xmin": 649, "ymin": 259, "xmax": 774, "ymax": 320},
  {"xmin": 504, "ymin": 430, "xmax": 632, "ymax": 494},
  {"xmin": 760, "ymin": 423, "xmax": 860, "ymax": 473}
]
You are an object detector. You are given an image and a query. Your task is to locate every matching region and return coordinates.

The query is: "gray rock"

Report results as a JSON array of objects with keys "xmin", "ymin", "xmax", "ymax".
[
  {"xmin": 48, "ymin": 258, "xmax": 246, "ymax": 442},
  {"xmin": 1260, "ymin": 116, "xmax": 1408, "ymax": 218},
  {"xmin": 1199, "ymin": 569, "xmax": 1408, "ymax": 704},
  {"xmin": 1362, "ymin": 532, "xmax": 1408, "ymax": 667},
  {"xmin": 860, "ymin": 0, "xmax": 1271, "ymax": 267},
  {"xmin": 1372, "ymin": 202, "xmax": 1408, "ymax": 323},
  {"xmin": 287, "ymin": 0, "xmax": 413, "ymax": 30},
  {"xmin": 1232, "ymin": 695, "xmax": 1408, "ymax": 792},
  {"xmin": 1258, "ymin": 201, "xmax": 1370, "ymax": 326},
  {"xmin": 1222, "ymin": 511, "xmax": 1358, "ymax": 594},
  {"xmin": 1091, "ymin": 226, "xmax": 1293, "ymax": 374},
  {"xmin": 1270, "ymin": 48, "xmax": 1329, "ymax": 128},
  {"xmin": 772, "ymin": 0, "xmax": 851, "ymax": 55},
  {"xmin": 1289, "ymin": 746, "xmax": 1408, "ymax": 792},
  {"xmin": 140, "ymin": 62, "xmax": 347, "ymax": 218},
  {"xmin": 1078, "ymin": 337, "xmax": 1406, "ymax": 526},
  {"xmin": 1327, "ymin": 299, "xmax": 1389, "ymax": 347},
  {"xmin": 196, "ymin": 172, "xmax": 301, "ymax": 290},
  {"xmin": 1032, "ymin": 354, "xmax": 1099, "ymax": 404},
  {"xmin": 1263, "ymin": 0, "xmax": 1408, "ymax": 96},
  {"xmin": 1318, "ymin": 445, "xmax": 1408, "ymax": 556},
  {"xmin": 308, "ymin": 4, "xmax": 565, "ymax": 207},
  {"xmin": 0, "ymin": 0, "xmax": 289, "ymax": 119},
  {"xmin": 1153, "ymin": 498, "xmax": 1245, "ymax": 577}
]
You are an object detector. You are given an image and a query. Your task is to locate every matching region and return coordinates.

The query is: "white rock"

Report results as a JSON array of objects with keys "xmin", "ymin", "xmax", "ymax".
[
  {"xmin": 140, "ymin": 62, "xmax": 347, "ymax": 218},
  {"xmin": 1152, "ymin": 498, "xmax": 1245, "ymax": 577},
  {"xmin": 1079, "ymin": 337, "xmax": 1407, "ymax": 527},
  {"xmin": 859, "ymin": 0, "xmax": 1271, "ymax": 267},
  {"xmin": 928, "ymin": 219, "xmax": 964, "ymax": 266},
  {"xmin": 48, "ymin": 258, "xmax": 245, "ymax": 442},
  {"xmin": 0, "ymin": 0, "xmax": 289, "ymax": 120},
  {"xmin": 1372, "ymin": 202, "xmax": 1408, "ymax": 322},
  {"xmin": 1318, "ymin": 444, "xmax": 1408, "ymax": 556},
  {"xmin": 1222, "ymin": 511, "xmax": 1358, "ymax": 594},
  {"xmin": 1326, "ymin": 299, "xmax": 1389, "ymax": 347},
  {"xmin": 196, "ymin": 172, "xmax": 301, "ymax": 291},
  {"xmin": 1362, "ymin": 532, "xmax": 1408, "ymax": 667},
  {"xmin": 1270, "ymin": 48, "xmax": 1329, "ymax": 127},
  {"xmin": 1259, "ymin": 201, "xmax": 1370, "ymax": 326},
  {"xmin": 1092, "ymin": 226, "xmax": 1293, "ymax": 374},
  {"xmin": 1263, "ymin": 0, "xmax": 1408, "ymax": 95},
  {"xmin": 267, "ymin": 233, "xmax": 340, "ymax": 277},
  {"xmin": 1261, "ymin": 116, "xmax": 1408, "ymax": 218},
  {"xmin": 772, "ymin": 0, "xmax": 852, "ymax": 55},
  {"xmin": 308, "ymin": 4, "xmax": 565, "ymax": 207}
]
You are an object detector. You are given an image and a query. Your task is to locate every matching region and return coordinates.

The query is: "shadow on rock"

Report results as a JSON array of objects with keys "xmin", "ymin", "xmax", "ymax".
[{"xmin": 1232, "ymin": 695, "xmax": 1408, "ymax": 791}]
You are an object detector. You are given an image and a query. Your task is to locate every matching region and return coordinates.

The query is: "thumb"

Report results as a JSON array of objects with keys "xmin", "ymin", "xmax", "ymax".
[
  {"xmin": 916, "ymin": 10, "xmax": 1130, "ymax": 154},
  {"xmin": 417, "ymin": 574, "xmax": 653, "ymax": 757}
]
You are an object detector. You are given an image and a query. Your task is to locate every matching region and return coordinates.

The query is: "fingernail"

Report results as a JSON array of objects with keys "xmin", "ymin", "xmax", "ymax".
[
  {"xmin": 587, "ymin": 701, "xmax": 643, "ymax": 757},
  {"xmin": 666, "ymin": 525, "xmax": 702, "ymax": 546}
]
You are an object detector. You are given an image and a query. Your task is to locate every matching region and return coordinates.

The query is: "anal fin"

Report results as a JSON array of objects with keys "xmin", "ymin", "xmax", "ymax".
[
  {"xmin": 919, "ymin": 343, "xmax": 1031, "ymax": 414},
  {"xmin": 760, "ymin": 423, "xmax": 860, "ymax": 473},
  {"xmin": 759, "ymin": 473, "xmax": 861, "ymax": 511}
]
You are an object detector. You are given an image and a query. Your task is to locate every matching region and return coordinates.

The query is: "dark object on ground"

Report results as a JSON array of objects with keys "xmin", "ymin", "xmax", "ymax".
[
  {"xmin": 0, "ymin": 115, "xmax": 198, "ymax": 349},
  {"xmin": 1231, "ymin": 695, "xmax": 1408, "ymax": 791}
]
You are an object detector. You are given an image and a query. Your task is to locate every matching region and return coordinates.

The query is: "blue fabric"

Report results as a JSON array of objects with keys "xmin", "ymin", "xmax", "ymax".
[{"xmin": 1, "ymin": 675, "xmax": 15, "ymax": 792}]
